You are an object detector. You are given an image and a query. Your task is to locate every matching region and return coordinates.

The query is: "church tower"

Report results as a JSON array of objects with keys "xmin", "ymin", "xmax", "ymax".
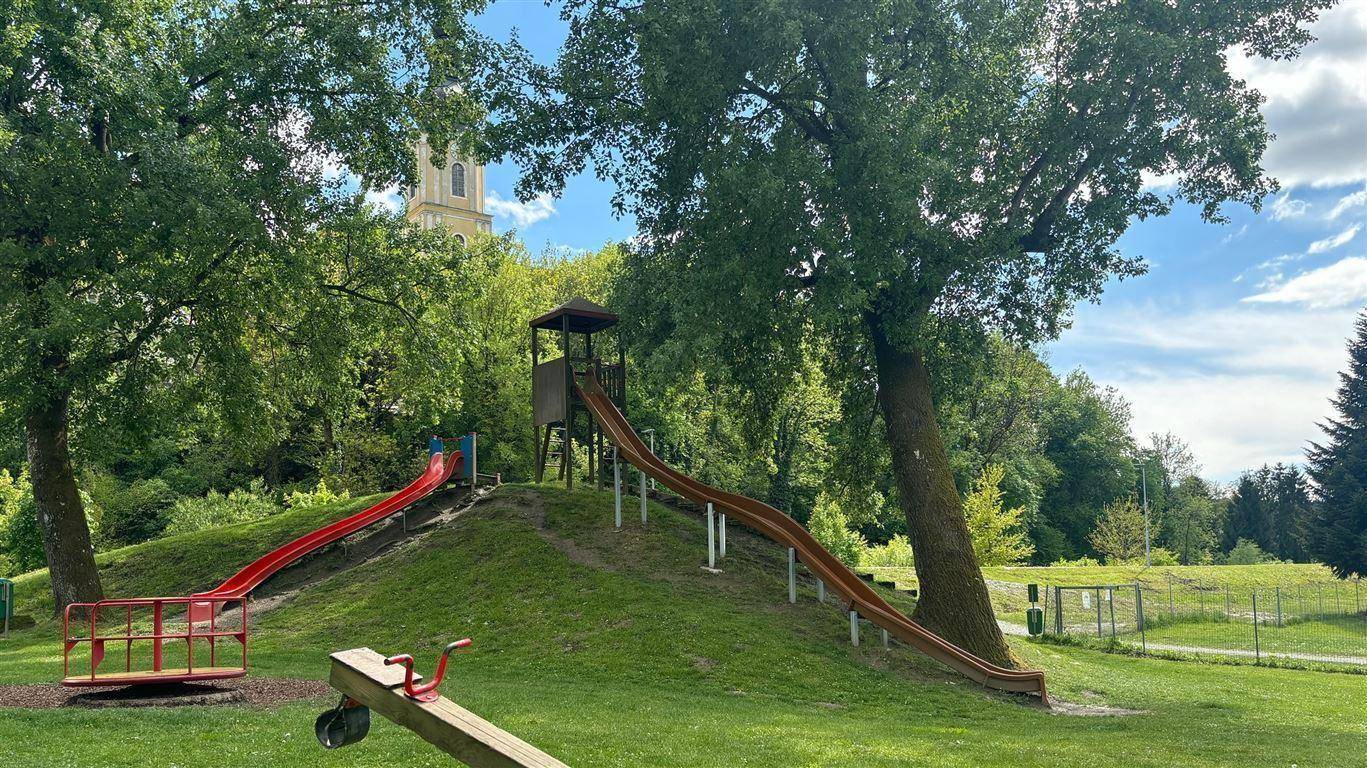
[{"xmin": 404, "ymin": 136, "xmax": 493, "ymax": 245}]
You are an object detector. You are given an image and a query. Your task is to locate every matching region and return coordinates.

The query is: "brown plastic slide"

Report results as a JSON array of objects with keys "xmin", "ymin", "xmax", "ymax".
[{"xmin": 577, "ymin": 370, "xmax": 1048, "ymax": 703}]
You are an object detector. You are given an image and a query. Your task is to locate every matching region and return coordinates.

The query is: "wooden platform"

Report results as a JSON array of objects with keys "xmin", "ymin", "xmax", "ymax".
[
  {"xmin": 62, "ymin": 667, "xmax": 246, "ymax": 687},
  {"xmin": 329, "ymin": 648, "xmax": 570, "ymax": 768}
]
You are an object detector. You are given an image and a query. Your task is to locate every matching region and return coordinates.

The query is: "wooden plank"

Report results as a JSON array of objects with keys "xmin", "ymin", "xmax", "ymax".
[{"xmin": 329, "ymin": 648, "xmax": 570, "ymax": 768}]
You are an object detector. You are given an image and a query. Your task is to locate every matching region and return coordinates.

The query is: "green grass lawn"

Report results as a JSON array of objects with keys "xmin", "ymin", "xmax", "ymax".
[{"xmin": 4, "ymin": 484, "xmax": 1367, "ymax": 767}]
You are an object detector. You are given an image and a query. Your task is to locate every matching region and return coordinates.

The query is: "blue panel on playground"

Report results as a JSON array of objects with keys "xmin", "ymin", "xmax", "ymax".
[{"xmin": 458, "ymin": 434, "xmax": 475, "ymax": 479}]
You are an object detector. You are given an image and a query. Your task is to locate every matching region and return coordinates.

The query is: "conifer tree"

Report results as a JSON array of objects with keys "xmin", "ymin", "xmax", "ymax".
[{"xmin": 1306, "ymin": 312, "xmax": 1367, "ymax": 577}]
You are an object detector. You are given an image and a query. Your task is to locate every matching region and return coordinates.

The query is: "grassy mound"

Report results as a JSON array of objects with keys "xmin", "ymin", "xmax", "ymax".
[{"xmin": 3, "ymin": 484, "xmax": 1367, "ymax": 767}]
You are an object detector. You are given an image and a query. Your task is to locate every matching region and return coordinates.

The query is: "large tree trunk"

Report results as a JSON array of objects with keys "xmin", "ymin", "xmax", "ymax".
[
  {"xmin": 26, "ymin": 389, "xmax": 104, "ymax": 613},
  {"xmin": 868, "ymin": 314, "xmax": 1016, "ymax": 668}
]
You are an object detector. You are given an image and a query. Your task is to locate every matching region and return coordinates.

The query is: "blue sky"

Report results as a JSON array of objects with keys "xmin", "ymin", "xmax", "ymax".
[{"xmin": 405, "ymin": 0, "xmax": 1367, "ymax": 482}]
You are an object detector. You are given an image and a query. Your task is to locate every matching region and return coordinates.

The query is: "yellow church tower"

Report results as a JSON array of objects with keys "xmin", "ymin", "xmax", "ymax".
[{"xmin": 404, "ymin": 136, "xmax": 493, "ymax": 244}]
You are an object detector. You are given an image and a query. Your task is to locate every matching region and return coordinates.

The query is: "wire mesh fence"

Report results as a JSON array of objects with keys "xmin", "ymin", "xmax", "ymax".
[{"xmin": 1045, "ymin": 578, "xmax": 1367, "ymax": 667}]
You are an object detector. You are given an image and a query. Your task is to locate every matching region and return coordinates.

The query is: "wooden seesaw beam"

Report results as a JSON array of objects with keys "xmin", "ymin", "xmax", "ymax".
[{"xmin": 328, "ymin": 648, "xmax": 571, "ymax": 768}]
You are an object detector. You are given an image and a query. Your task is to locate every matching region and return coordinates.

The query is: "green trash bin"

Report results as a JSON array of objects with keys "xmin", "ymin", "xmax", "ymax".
[{"xmin": 0, "ymin": 578, "xmax": 12, "ymax": 639}]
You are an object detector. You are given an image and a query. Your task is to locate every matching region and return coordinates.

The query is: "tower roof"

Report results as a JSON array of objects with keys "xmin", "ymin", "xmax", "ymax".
[{"xmin": 530, "ymin": 297, "xmax": 619, "ymax": 333}]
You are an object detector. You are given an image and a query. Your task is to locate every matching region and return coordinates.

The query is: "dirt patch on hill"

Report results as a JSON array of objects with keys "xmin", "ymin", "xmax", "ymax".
[{"xmin": 498, "ymin": 486, "xmax": 614, "ymax": 571}]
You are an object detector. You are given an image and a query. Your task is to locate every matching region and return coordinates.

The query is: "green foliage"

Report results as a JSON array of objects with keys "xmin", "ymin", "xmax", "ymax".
[
  {"xmin": 962, "ymin": 465, "xmax": 1034, "ymax": 566},
  {"xmin": 860, "ymin": 534, "xmax": 915, "ymax": 569},
  {"xmin": 0, "ymin": 470, "xmax": 44, "ymax": 574},
  {"xmin": 285, "ymin": 479, "xmax": 350, "ymax": 511},
  {"xmin": 1307, "ymin": 312, "xmax": 1367, "ymax": 578},
  {"xmin": 84, "ymin": 471, "xmax": 179, "ymax": 547},
  {"xmin": 1089, "ymin": 498, "xmax": 1148, "ymax": 565},
  {"xmin": 164, "ymin": 480, "xmax": 281, "ymax": 536},
  {"xmin": 1223, "ymin": 538, "xmax": 1277, "ymax": 566},
  {"xmin": 1049, "ymin": 555, "xmax": 1103, "ymax": 568},
  {"xmin": 806, "ymin": 493, "xmax": 866, "ymax": 567}
]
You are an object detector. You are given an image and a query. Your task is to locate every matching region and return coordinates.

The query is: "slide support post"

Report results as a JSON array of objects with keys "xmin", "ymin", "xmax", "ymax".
[
  {"xmin": 849, "ymin": 611, "xmax": 859, "ymax": 646},
  {"xmin": 719, "ymin": 514, "xmax": 727, "ymax": 558},
  {"xmin": 882, "ymin": 628, "xmax": 889, "ymax": 647},
  {"xmin": 706, "ymin": 503, "xmax": 716, "ymax": 569},
  {"xmin": 788, "ymin": 548, "xmax": 797, "ymax": 604},
  {"xmin": 639, "ymin": 467, "xmax": 647, "ymax": 526},
  {"xmin": 817, "ymin": 579, "xmax": 825, "ymax": 603},
  {"xmin": 613, "ymin": 448, "xmax": 622, "ymax": 529}
]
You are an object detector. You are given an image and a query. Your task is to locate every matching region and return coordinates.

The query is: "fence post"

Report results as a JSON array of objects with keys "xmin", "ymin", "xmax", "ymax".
[
  {"xmin": 1108, "ymin": 587, "xmax": 1117, "ymax": 638},
  {"xmin": 1095, "ymin": 587, "xmax": 1103, "ymax": 638},
  {"xmin": 1275, "ymin": 586, "xmax": 1283, "ymax": 628},
  {"xmin": 1169, "ymin": 580, "xmax": 1175, "ymax": 618},
  {"xmin": 1252, "ymin": 591, "xmax": 1261, "ymax": 663},
  {"xmin": 788, "ymin": 548, "xmax": 797, "ymax": 604},
  {"xmin": 1358, "ymin": 578, "xmax": 1362, "ymax": 615},
  {"xmin": 1136, "ymin": 583, "xmax": 1146, "ymax": 654},
  {"xmin": 1054, "ymin": 586, "xmax": 1063, "ymax": 635}
]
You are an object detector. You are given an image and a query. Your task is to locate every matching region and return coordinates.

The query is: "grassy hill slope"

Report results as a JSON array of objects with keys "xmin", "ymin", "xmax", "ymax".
[{"xmin": 2, "ymin": 484, "xmax": 1366, "ymax": 767}]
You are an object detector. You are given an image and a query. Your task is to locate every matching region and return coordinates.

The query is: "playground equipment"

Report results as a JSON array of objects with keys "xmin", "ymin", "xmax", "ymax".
[
  {"xmin": 531, "ymin": 300, "xmax": 1048, "ymax": 702},
  {"xmin": 318, "ymin": 642, "xmax": 570, "ymax": 767},
  {"xmin": 60, "ymin": 435, "xmax": 479, "ymax": 687}
]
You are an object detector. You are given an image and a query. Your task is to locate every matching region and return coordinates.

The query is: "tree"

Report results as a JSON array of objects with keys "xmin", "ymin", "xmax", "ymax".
[
  {"xmin": 1, "ymin": 0, "xmax": 486, "ymax": 610},
  {"xmin": 480, "ymin": 0, "xmax": 1329, "ymax": 665},
  {"xmin": 962, "ymin": 465, "xmax": 1034, "ymax": 567},
  {"xmin": 1224, "ymin": 469, "xmax": 1273, "ymax": 553},
  {"xmin": 1307, "ymin": 312, "xmax": 1367, "ymax": 577},
  {"xmin": 1089, "ymin": 498, "xmax": 1148, "ymax": 565},
  {"xmin": 1165, "ymin": 476, "xmax": 1223, "ymax": 565}
]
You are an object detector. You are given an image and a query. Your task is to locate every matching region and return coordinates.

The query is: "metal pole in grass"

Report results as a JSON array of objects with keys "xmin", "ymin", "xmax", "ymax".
[
  {"xmin": 1276, "ymin": 587, "xmax": 1283, "ymax": 627},
  {"xmin": 817, "ymin": 579, "xmax": 825, "ymax": 603},
  {"xmin": 850, "ymin": 611, "xmax": 859, "ymax": 646},
  {"xmin": 1095, "ymin": 588, "xmax": 1103, "ymax": 638},
  {"xmin": 788, "ymin": 548, "xmax": 797, "ymax": 604},
  {"xmin": 1055, "ymin": 586, "xmax": 1063, "ymax": 635},
  {"xmin": 1357, "ymin": 578, "xmax": 1361, "ymax": 614},
  {"xmin": 719, "ymin": 513, "xmax": 726, "ymax": 558},
  {"xmin": 1136, "ymin": 584, "xmax": 1146, "ymax": 654},
  {"xmin": 613, "ymin": 447, "xmax": 622, "ymax": 529},
  {"xmin": 639, "ymin": 465, "xmax": 647, "ymax": 526},
  {"xmin": 1108, "ymin": 587, "xmax": 1117, "ymax": 638},
  {"xmin": 882, "ymin": 628, "xmax": 889, "ymax": 647},
  {"xmin": 706, "ymin": 502, "xmax": 716, "ymax": 569},
  {"xmin": 1253, "ymin": 591, "xmax": 1261, "ymax": 663}
]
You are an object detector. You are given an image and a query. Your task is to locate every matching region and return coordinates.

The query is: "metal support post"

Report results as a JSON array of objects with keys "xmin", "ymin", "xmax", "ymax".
[
  {"xmin": 788, "ymin": 548, "xmax": 797, "ymax": 603},
  {"xmin": 1252, "ymin": 591, "xmax": 1261, "ymax": 662},
  {"xmin": 881, "ymin": 628, "xmax": 889, "ymax": 647},
  {"xmin": 706, "ymin": 503, "xmax": 716, "ymax": 569},
  {"xmin": 1136, "ymin": 584, "xmax": 1146, "ymax": 653},
  {"xmin": 613, "ymin": 447, "xmax": 622, "ymax": 529},
  {"xmin": 639, "ymin": 466, "xmax": 647, "ymax": 526},
  {"xmin": 719, "ymin": 514, "xmax": 727, "ymax": 558},
  {"xmin": 849, "ymin": 611, "xmax": 859, "ymax": 646},
  {"xmin": 817, "ymin": 579, "xmax": 825, "ymax": 603},
  {"xmin": 1276, "ymin": 586, "xmax": 1283, "ymax": 627},
  {"xmin": 1095, "ymin": 588, "xmax": 1103, "ymax": 638}
]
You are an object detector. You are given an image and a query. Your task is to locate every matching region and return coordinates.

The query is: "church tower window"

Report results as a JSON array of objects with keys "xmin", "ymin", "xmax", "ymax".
[{"xmin": 451, "ymin": 162, "xmax": 466, "ymax": 198}]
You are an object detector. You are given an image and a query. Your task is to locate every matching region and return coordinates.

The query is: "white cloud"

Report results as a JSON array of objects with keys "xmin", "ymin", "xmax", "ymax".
[
  {"xmin": 1268, "ymin": 192, "xmax": 1309, "ymax": 221},
  {"xmin": 1244, "ymin": 255, "xmax": 1367, "ymax": 308},
  {"xmin": 1328, "ymin": 185, "xmax": 1367, "ymax": 220},
  {"xmin": 1306, "ymin": 223, "xmax": 1360, "ymax": 254},
  {"xmin": 1227, "ymin": 0, "xmax": 1367, "ymax": 188},
  {"xmin": 1052, "ymin": 304, "xmax": 1359, "ymax": 479},
  {"xmin": 486, "ymin": 190, "xmax": 557, "ymax": 229},
  {"xmin": 364, "ymin": 185, "xmax": 403, "ymax": 214}
]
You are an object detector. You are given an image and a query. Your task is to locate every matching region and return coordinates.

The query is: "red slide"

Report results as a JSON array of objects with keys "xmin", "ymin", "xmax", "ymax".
[
  {"xmin": 62, "ymin": 448, "xmax": 463, "ymax": 686},
  {"xmin": 188, "ymin": 450, "xmax": 464, "ymax": 620},
  {"xmin": 576, "ymin": 371, "xmax": 1047, "ymax": 703}
]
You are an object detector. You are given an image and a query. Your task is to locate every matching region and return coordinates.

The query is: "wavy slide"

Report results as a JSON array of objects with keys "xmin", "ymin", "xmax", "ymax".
[
  {"xmin": 577, "ymin": 372, "xmax": 1047, "ymax": 702},
  {"xmin": 187, "ymin": 450, "xmax": 463, "ymax": 621}
]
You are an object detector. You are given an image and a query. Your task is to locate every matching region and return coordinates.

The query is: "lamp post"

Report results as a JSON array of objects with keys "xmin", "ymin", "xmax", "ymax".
[{"xmin": 1133, "ymin": 459, "xmax": 1151, "ymax": 567}]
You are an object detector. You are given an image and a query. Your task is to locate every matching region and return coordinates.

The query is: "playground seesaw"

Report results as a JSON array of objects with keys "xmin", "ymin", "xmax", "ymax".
[
  {"xmin": 317, "ymin": 640, "xmax": 570, "ymax": 768},
  {"xmin": 60, "ymin": 435, "xmax": 480, "ymax": 687}
]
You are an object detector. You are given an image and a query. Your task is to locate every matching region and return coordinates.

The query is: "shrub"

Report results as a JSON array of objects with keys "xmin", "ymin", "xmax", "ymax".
[
  {"xmin": 87, "ymin": 471, "xmax": 179, "ymax": 546},
  {"xmin": 286, "ymin": 479, "xmax": 350, "ymax": 510},
  {"xmin": 0, "ymin": 470, "xmax": 45, "ymax": 573},
  {"xmin": 1050, "ymin": 555, "xmax": 1102, "ymax": 567},
  {"xmin": 164, "ymin": 479, "xmax": 281, "ymax": 536},
  {"xmin": 1089, "ymin": 497, "xmax": 1147, "ymax": 564},
  {"xmin": 861, "ymin": 534, "xmax": 915, "ymax": 568},
  {"xmin": 807, "ymin": 492, "xmax": 866, "ymax": 567},
  {"xmin": 1223, "ymin": 538, "xmax": 1278, "ymax": 565},
  {"xmin": 962, "ymin": 464, "xmax": 1034, "ymax": 566}
]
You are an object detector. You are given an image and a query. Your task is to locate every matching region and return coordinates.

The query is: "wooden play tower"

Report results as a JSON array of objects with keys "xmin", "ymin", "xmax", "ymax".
[{"xmin": 530, "ymin": 298, "xmax": 626, "ymax": 488}]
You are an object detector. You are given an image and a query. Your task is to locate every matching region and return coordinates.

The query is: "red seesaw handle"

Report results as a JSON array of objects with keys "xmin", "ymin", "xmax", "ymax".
[{"xmin": 384, "ymin": 639, "xmax": 473, "ymax": 701}]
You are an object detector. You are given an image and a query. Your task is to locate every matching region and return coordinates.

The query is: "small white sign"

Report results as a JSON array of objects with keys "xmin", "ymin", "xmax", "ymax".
[{"xmin": 1081, "ymin": 591, "xmax": 1092, "ymax": 609}]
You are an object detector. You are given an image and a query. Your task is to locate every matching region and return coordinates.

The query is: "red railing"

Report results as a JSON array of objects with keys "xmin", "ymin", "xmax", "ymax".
[{"xmin": 62, "ymin": 596, "xmax": 248, "ymax": 686}]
